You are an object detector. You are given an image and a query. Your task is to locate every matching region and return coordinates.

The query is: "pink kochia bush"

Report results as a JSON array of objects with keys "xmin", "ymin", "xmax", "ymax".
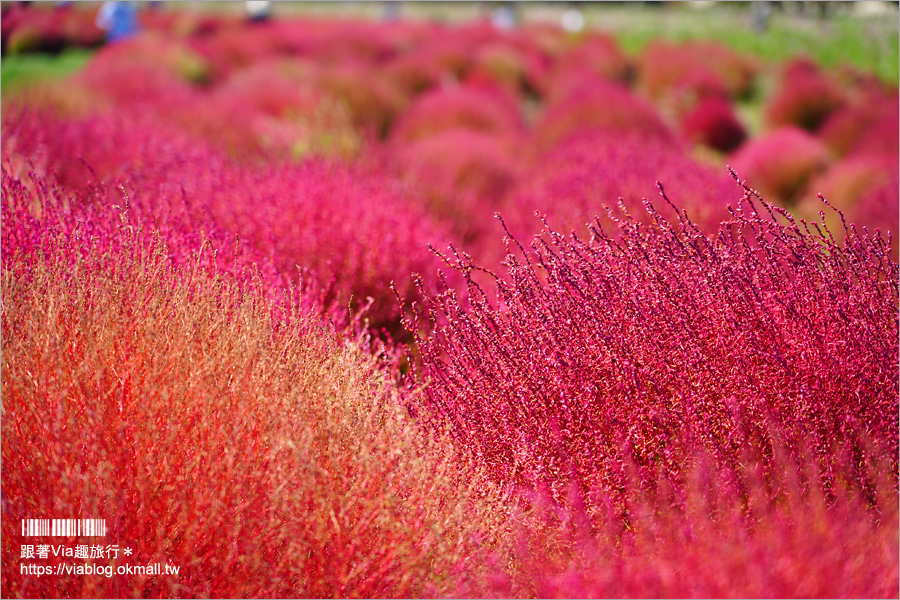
[
  {"xmin": 636, "ymin": 40, "xmax": 757, "ymax": 104},
  {"xmin": 2, "ymin": 108, "xmax": 216, "ymax": 194},
  {"xmin": 510, "ymin": 130, "xmax": 737, "ymax": 240},
  {"xmin": 178, "ymin": 60, "xmax": 362, "ymax": 160},
  {"xmin": 473, "ymin": 445, "xmax": 899, "ymax": 598},
  {"xmin": 798, "ymin": 156, "xmax": 900, "ymax": 259},
  {"xmin": 530, "ymin": 79, "xmax": 676, "ymax": 157},
  {"xmin": 465, "ymin": 40, "xmax": 538, "ymax": 97},
  {"xmin": 680, "ymin": 96, "xmax": 747, "ymax": 153},
  {"xmin": 730, "ymin": 126, "xmax": 831, "ymax": 205},
  {"xmin": 818, "ymin": 87, "xmax": 899, "ymax": 159},
  {"xmin": 196, "ymin": 159, "xmax": 453, "ymax": 332},
  {"xmin": 408, "ymin": 189, "xmax": 898, "ymax": 596},
  {"xmin": 395, "ymin": 128, "xmax": 521, "ymax": 245},
  {"xmin": 0, "ymin": 164, "xmax": 296, "ymax": 319},
  {"xmin": 542, "ymin": 33, "xmax": 632, "ymax": 98},
  {"xmin": 765, "ymin": 57, "xmax": 847, "ymax": 132},
  {"xmin": 2, "ymin": 3, "xmax": 104, "ymax": 55},
  {"xmin": 4, "ymin": 15, "xmax": 899, "ymax": 596},
  {"xmin": 389, "ymin": 83, "xmax": 524, "ymax": 144}
]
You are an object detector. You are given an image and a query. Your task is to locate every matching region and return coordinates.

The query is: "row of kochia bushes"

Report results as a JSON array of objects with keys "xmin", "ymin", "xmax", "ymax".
[
  {"xmin": 7, "ymin": 10, "xmax": 897, "ymax": 267},
  {"xmin": 2, "ymin": 155, "xmax": 897, "ymax": 597}
]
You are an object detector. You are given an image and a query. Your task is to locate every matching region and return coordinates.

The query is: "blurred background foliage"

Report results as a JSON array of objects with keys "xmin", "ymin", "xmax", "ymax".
[{"xmin": 2, "ymin": 1, "xmax": 898, "ymax": 92}]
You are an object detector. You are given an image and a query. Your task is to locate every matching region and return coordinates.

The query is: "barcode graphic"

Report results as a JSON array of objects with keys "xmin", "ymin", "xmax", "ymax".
[{"xmin": 21, "ymin": 519, "xmax": 106, "ymax": 537}]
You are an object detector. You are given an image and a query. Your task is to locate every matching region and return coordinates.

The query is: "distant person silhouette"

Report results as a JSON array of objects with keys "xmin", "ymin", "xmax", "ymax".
[{"xmin": 96, "ymin": 1, "xmax": 138, "ymax": 42}]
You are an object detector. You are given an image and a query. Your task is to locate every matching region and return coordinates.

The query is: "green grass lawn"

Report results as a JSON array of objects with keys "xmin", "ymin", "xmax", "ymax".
[
  {"xmin": 580, "ymin": 3, "xmax": 900, "ymax": 84},
  {"xmin": 1, "ymin": 48, "xmax": 94, "ymax": 94}
]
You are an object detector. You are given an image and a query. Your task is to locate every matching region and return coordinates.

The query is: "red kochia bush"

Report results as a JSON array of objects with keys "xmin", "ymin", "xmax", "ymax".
[
  {"xmin": 466, "ymin": 41, "xmax": 532, "ymax": 95},
  {"xmin": 530, "ymin": 79, "xmax": 676, "ymax": 157},
  {"xmin": 470, "ymin": 36, "xmax": 551, "ymax": 98},
  {"xmin": 636, "ymin": 40, "xmax": 757, "ymax": 103},
  {"xmin": 383, "ymin": 52, "xmax": 447, "ymax": 96},
  {"xmin": 797, "ymin": 156, "xmax": 899, "ymax": 259},
  {"xmin": 180, "ymin": 60, "xmax": 360, "ymax": 160},
  {"xmin": 396, "ymin": 128, "xmax": 521, "ymax": 245},
  {"xmin": 66, "ymin": 38, "xmax": 207, "ymax": 114},
  {"xmin": 730, "ymin": 126, "xmax": 831, "ymax": 205},
  {"xmin": 83, "ymin": 32, "xmax": 212, "ymax": 85},
  {"xmin": 403, "ymin": 35, "xmax": 472, "ymax": 80},
  {"xmin": 2, "ymin": 108, "xmax": 209, "ymax": 193},
  {"xmin": 547, "ymin": 33, "xmax": 631, "ymax": 89},
  {"xmin": 410, "ymin": 190, "xmax": 898, "ymax": 515},
  {"xmin": 511, "ymin": 130, "xmax": 736, "ymax": 240},
  {"xmin": 389, "ymin": 83, "xmax": 523, "ymax": 144},
  {"xmin": 765, "ymin": 57, "xmax": 847, "ymax": 132},
  {"xmin": 680, "ymin": 96, "xmax": 747, "ymax": 153},
  {"xmin": 301, "ymin": 20, "xmax": 400, "ymax": 66},
  {"xmin": 801, "ymin": 155, "xmax": 898, "ymax": 215},
  {"xmin": 0, "ymin": 164, "xmax": 294, "ymax": 316},
  {"xmin": 186, "ymin": 18, "xmax": 309, "ymax": 79},
  {"xmin": 2, "ymin": 4, "xmax": 103, "ymax": 54},
  {"xmin": 176, "ymin": 61, "xmax": 321, "ymax": 158},
  {"xmin": 315, "ymin": 61, "xmax": 409, "ymax": 137},
  {"xmin": 467, "ymin": 444, "xmax": 899, "ymax": 598},
  {"xmin": 195, "ymin": 159, "xmax": 453, "ymax": 332},
  {"xmin": 818, "ymin": 88, "xmax": 899, "ymax": 158}
]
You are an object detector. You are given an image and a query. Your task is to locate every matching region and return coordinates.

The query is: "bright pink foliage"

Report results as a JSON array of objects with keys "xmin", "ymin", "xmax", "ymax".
[
  {"xmin": 395, "ymin": 128, "xmax": 521, "ymax": 245},
  {"xmin": 2, "ymin": 3, "xmax": 103, "ymax": 54},
  {"xmin": 637, "ymin": 40, "xmax": 757, "ymax": 102},
  {"xmin": 1, "ymin": 164, "xmax": 296, "ymax": 317},
  {"xmin": 3, "ymin": 109, "xmax": 452, "ymax": 333},
  {"xmin": 543, "ymin": 33, "xmax": 631, "ymax": 97},
  {"xmin": 680, "ymin": 96, "xmax": 747, "ymax": 153},
  {"xmin": 765, "ymin": 57, "xmax": 847, "ymax": 132},
  {"xmin": 730, "ymin": 126, "xmax": 832, "ymax": 204},
  {"xmin": 819, "ymin": 88, "xmax": 899, "ymax": 159},
  {"xmin": 412, "ymin": 185, "xmax": 899, "ymax": 487},
  {"xmin": 389, "ymin": 83, "xmax": 524, "ymax": 144},
  {"xmin": 510, "ymin": 130, "xmax": 737, "ymax": 241},
  {"xmin": 530, "ymin": 79, "xmax": 677, "ymax": 157}
]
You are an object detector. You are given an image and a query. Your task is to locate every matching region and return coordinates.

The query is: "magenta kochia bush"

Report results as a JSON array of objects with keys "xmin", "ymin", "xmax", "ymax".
[
  {"xmin": 410, "ymin": 189, "xmax": 898, "ymax": 513},
  {"xmin": 818, "ymin": 87, "xmax": 899, "ymax": 159},
  {"xmin": 797, "ymin": 157, "xmax": 900, "ymax": 261},
  {"xmin": 2, "ymin": 108, "xmax": 212, "ymax": 193},
  {"xmin": 510, "ymin": 130, "xmax": 737, "ymax": 240},
  {"xmin": 2, "ymin": 3, "xmax": 103, "ymax": 55},
  {"xmin": 530, "ymin": 79, "xmax": 676, "ymax": 157},
  {"xmin": 535, "ymin": 33, "xmax": 629, "ymax": 102},
  {"xmin": 469, "ymin": 443, "xmax": 899, "ymax": 598},
  {"xmin": 197, "ymin": 159, "xmax": 454, "ymax": 332},
  {"xmin": 395, "ymin": 128, "xmax": 521, "ymax": 245},
  {"xmin": 389, "ymin": 83, "xmax": 524, "ymax": 144},
  {"xmin": 636, "ymin": 40, "xmax": 757, "ymax": 103},
  {"xmin": 83, "ymin": 33, "xmax": 212, "ymax": 85},
  {"xmin": 680, "ymin": 96, "xmax": 747, "ymax": 153},
  {"xmin": 730, "ymin": 125, "xmax": 831, "ymax": 205},
  {"xmin": 765, "ymin": 57, "xmax": 847, "ymax": 132}
]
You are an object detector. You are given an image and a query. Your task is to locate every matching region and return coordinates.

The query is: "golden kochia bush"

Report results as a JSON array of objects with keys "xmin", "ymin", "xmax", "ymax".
[{"xmin": 0, "ymin": 226, "xmax": 503, "ymax": 599}]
